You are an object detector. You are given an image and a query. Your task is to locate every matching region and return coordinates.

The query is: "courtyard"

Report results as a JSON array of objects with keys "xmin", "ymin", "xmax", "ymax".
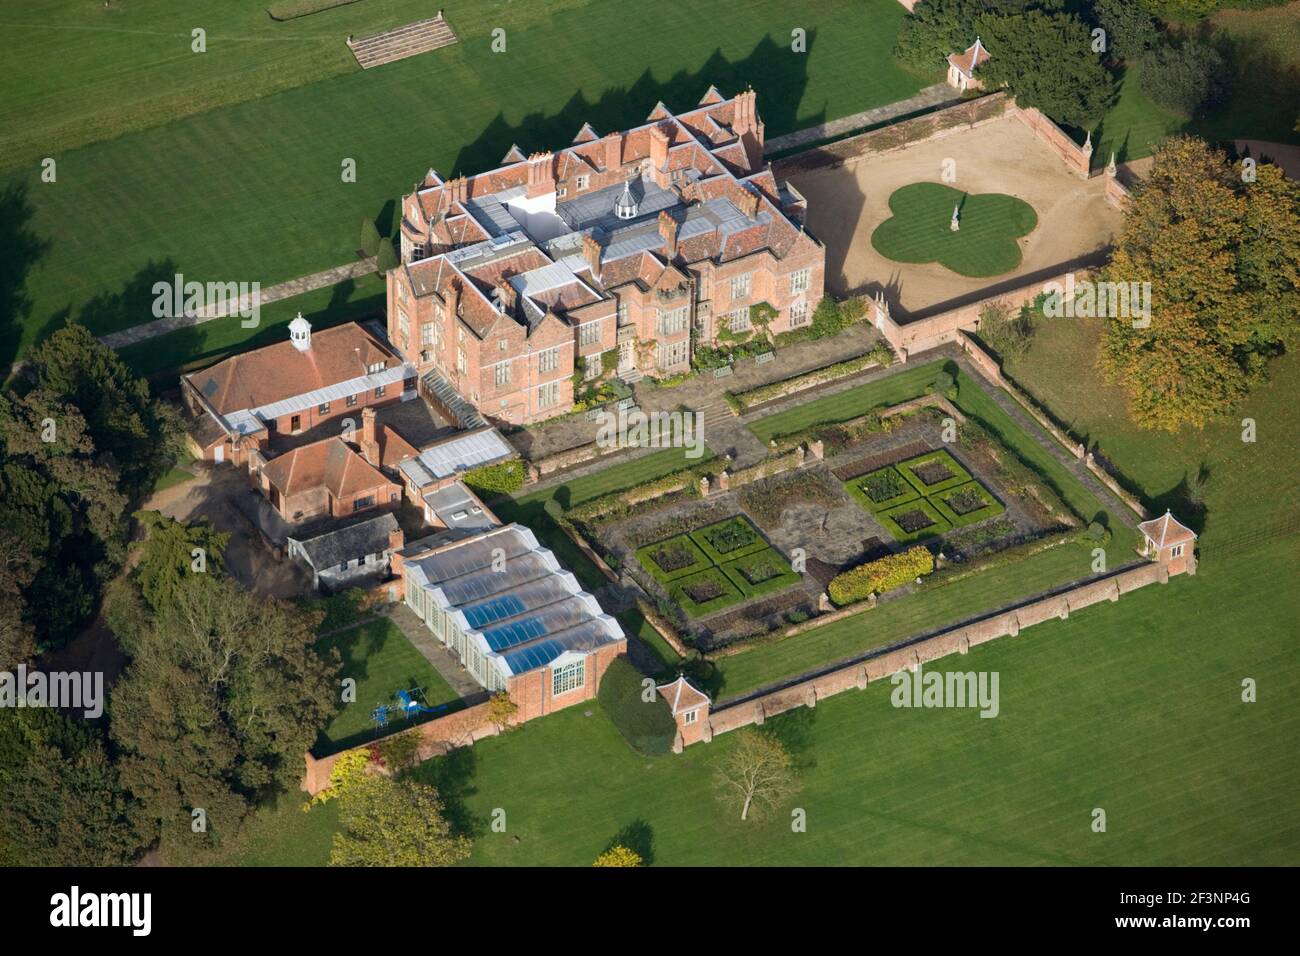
[{"xmin": 785, "ymin": 113, "xmax": 1124, "ymax": 315}]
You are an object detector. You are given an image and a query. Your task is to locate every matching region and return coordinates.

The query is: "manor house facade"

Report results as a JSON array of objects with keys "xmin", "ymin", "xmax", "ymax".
[{"xmin": 387, "ymin": 86, "xmax": 825, "ymax": 425}]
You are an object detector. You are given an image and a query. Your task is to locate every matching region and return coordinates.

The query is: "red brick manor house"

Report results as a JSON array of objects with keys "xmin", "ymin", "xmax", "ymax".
[{"xmin": 387, "ymin": 86, "xmax": 825, "ymax": 426}]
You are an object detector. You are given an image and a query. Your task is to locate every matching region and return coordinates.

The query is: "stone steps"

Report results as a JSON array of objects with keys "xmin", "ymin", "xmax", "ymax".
[{"xmin": 348, "ymin": 15, "xmax": 458, "ymax": 70}]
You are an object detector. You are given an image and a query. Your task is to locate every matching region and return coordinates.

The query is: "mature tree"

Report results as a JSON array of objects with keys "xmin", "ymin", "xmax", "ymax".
[
  {"xmin": 329, "ymin": 772, "xmax": 471, "ymax": 867},
  {"xmin": 714, "ymin": 728, "xmax": 798, "ymax": 822},
  {"xmin": 1100, "ymin": 137, "xmax": 1300, "ymax": 430},
  {"xmin": 895, "ymin": 0, "xmax": 1037, "ymax": 73},
  {"xmin": 131, "ymin": 511, "xmax": 228, "ymax": 614},
  {"xmin": 1141, "ymin": 41, "xmax": 1229, "ymax": 118},
  {"xmin": 593, "ymin": 845, "xmax": 643, "ymax": 867},
  {"xmin": 1092, "ymin": 0, "xmax": 1159, "ymax": 62},
  {"xmin": 0, "ymin": 392, "xmax": 127, "ymax": 650},
  {"xmin": 978, "ymin": 301, "xmax": 1036, "ymax": 361},
  {"xmin": 110, "ymin": 576, "xmax": 337, "ymax": 859},
  {"xmin": 0, "ymin": 531, "xmax": 37, "ymax": 668},
  {"xmin": 26, "ymin": 322, "xmax": 181, "ymax": 500},
  {"xmin": 0, "ymin": 709, "xmax": 143, "ymax": 866},
  {"xmin": 978, "ymin": 10, "xmax": 1116, "ymax": 129}
]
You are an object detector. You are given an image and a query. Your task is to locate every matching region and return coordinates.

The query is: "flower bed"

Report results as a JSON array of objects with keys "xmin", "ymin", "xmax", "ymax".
[
  {"xmin": 670, "ymin": 568, "xmax": 745, "ymax": 618},
  {"xmin": 689, "ymin": 515, "xmax": 769, "ymax": 564},
  {"xmin": 877, "ymin": 498, "xmax": 952, "ymax": 543},
  {"xmin": 843, "ymin": 465, "xmax": 920, "ymax": 512},
  {"xmin": 635, "ymin": 535, "xmax": 711, "ymax": 583},
  {"xmin": 931, "ymin": 480, "xmax": 1005, "ymax": 527},
  {"xmin": 895, "ymin": 449, "xmax": 972, "ymax": 495},
  {"xmin": 719, "ymin": 547, "xmax": 802, "ymax": 599}
]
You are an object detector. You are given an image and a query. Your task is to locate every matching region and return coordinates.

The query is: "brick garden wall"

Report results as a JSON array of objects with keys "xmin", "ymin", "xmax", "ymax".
[{"xmin": 694, "ymin": 559, "xmax": 1174, "ymax": 743}]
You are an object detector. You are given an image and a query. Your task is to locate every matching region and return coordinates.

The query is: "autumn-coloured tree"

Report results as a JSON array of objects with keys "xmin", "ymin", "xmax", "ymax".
[
  {"xmin": 714, "ymin": 729, "xmax": 798, "ymax": 822},
  {"xmin": 329, "ymin": 773, "xmax": 471, "ymax": 867},
  {"xmin": 1100, "ymin": 137, "xmax": 1300, "ymax": 431},
  {"xmin": 593, "ymin": 845, "xmax": 643, "ymax": 867},
  {"xmin": 487, "ymin": 690, "xmax": 519, "ymax": 733}
]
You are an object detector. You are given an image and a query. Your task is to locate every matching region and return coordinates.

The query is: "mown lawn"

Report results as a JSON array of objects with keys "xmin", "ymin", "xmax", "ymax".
[
  {"xmin": 118, "ymin": 272, "xmax": 385, "ymax": 381},
  {"xmin": 258, "ymin": 535, "xmax": 1298, "ymax": 866},
  {"xmin": 871, "ymin": 183, "xmax": 1037, "ymax": 278},
  {"xmin": 747, "ymin": 360, "xmax": 945, "ymax": 442},
  {"xmin": 1001, "ymin": 316, "xmax": 1300, "ymax": 551},
  {"xmin": 2, "ymin": 0, "xmax": 925, "ymax": 365},
  {"xmin": 314, "ymin": 617, "xmax": 464, "ymax": 755}
]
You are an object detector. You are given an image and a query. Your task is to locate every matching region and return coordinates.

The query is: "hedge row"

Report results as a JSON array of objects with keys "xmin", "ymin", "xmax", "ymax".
[{"xmin": 828, "ymin": 546, "xmax": 934, "ymax": 607}]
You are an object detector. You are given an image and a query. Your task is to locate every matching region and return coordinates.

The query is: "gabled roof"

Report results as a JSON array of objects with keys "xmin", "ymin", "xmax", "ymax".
[
  {"xmin": 185, "ymin": 323, "xmax": 397, "ymax": 417},
  {"xmin": 1137, "ymin": 510, "xmax": 1197, "ymax": 549},
  {"xmin": 263, "ymin": 436, "xmax": 389, "ymax": 501},
  {"xmin": 290, "ymin": 512, "xmax": 400, "ymax": 572},
  {"xmin": 656, "ymin": 675, "xmax": 709, "ymax": 715}
]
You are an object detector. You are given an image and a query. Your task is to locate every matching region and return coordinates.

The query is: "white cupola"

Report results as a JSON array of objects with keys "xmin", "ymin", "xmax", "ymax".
[
  {"xmin": 614, "ymin": 178, "xmax": 639, "ymax": 220},
  {"xmin": 288, "ymin": 312, "xmax": 312, "ymax": 352}
]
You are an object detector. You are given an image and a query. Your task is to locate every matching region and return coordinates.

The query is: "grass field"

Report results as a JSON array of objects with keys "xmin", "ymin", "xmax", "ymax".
[
  {"xmin": 118, "ymin": 272, "xmax": 386, "ymax": 381},
  {"xmin": 870, "ymin": 183, "xmax": 1037, "ymax": 277},
  {"xmin": 1001, "ymin": 316, "xmax": 1300, "ymax": 551},
  {"xmin": 251, "ymin": 534, "xmax": 1298, "ymax": 866},
  {"xmin": 314, "ymin": 617, "xmax": 464, "ymax": 755},
  {"xmin": 1, "ymin": 0, "xmax": 926, "ymax": 368}
]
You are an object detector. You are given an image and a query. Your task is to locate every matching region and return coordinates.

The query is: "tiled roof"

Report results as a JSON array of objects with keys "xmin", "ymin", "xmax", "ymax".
[
  {"xmin": 1137, "ymin": 511, "xmax": 1197, "ymax": 549},
  {"xmin": 657, "ymin": 675, "xmax": 709, "ymax": 715},
  {"xmin": 185, "ymin": 323, "xmax": 397, "ymax": 417},
  {"xmin": 263, "ymin": 436, "xmax": 389, "ymax": 500}
]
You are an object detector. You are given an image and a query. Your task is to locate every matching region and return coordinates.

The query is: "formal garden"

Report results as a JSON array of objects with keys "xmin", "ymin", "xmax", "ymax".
[{"xmin": 535, "ymin": 356, "xmax": 1128, "ymax": 667}]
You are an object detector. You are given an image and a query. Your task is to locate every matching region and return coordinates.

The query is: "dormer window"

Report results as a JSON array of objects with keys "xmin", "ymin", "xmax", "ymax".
[{"xmin": 367, "ymin": 360, "xmax": 386, "ymax": 374}]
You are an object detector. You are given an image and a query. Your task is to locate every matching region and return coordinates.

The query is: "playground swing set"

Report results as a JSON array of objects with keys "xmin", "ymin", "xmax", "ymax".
[{"xmin": 370, "ymin": 687, "xmax": 450, "ymax": 731}]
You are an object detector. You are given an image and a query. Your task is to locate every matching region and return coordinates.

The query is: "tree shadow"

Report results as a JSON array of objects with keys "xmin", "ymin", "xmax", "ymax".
[
  {"xmin": 604, "ymin": 818, "xmax": 656, "ymax": 865},
  {"xmin": 450, "ymin": 36, "xmax": 820, "ymax": 177},
  {"xmin": 0, "ymin": 182, "xmax": 52, "ymax": 373},
  {"xmin": 410, "ymin": 745, "xmax": 483, "ymax": 839}
]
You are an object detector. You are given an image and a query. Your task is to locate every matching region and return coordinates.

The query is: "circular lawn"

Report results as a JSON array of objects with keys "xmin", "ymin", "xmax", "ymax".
[{"xmin": 870, "ymin": 182, "xmax": 1037, "ymax": 278}]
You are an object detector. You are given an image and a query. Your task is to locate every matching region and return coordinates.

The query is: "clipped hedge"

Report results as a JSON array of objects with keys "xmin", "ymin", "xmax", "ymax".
[
  {"xmin": 828, "ymin": 546, "xmax": 934, "ymax": 607},
  {"xmin": 597, "ymin": 657, "xmax": 678, "ymax": 756},
  {"xmin": 461, "ymin": 458, "xmax": 525, "ymax": 497}
]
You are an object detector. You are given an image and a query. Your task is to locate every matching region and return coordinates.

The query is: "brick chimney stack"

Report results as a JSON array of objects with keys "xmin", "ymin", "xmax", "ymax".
[
  {"xmin": 387, "ymin": 526, "xmax": 405, "ymax": 554},
  {"xmin": 732, "ymin": 88, "xmax": 764, "ymax": 169},
  {"xmin": 582, "ymin": 234, "xmax": 602, "ymax": 282},
  {"xmin": 658, "ymin": 210, "xmax": 678, "ymax": 259},
  {"xmin": 360, "ymin": 406, "xmax": 380, "ymax": 465},
  {"xmin": 526, "ymin": 151, "xmax": 556, "ymax": 198},
  {"xmin": 445, "ymin": 279, "xmax": 461, "ymax": 321},
  {"xmin": 448, "ymin": 174, "xmax": 469, "ymax": 205},
  {"xmin": 649, "ymin": 124, "xmax": 671, "ymax": 189},
  {"xmin": 603, "ymin": 132, "xmax": 622, "ymax": 173}
]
